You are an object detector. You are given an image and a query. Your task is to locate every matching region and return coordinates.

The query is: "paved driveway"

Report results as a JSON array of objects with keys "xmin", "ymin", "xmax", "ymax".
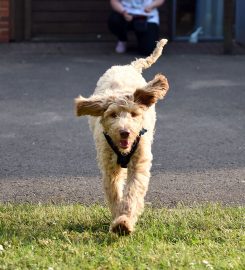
[{"xmin": 0, "ymin": 44, "xmax": 244, "ymax": 206}]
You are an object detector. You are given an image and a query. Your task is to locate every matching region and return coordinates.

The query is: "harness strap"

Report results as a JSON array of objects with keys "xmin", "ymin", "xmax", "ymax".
[{"xmin": 103, "ymin": 128, "xmax": 147, "ymax": 168}]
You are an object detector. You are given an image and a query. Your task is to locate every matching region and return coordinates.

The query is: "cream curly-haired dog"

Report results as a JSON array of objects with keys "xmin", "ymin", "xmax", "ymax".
[{"xmin": 75, "ymin": 39, "xmax": 169, "ymax": 234}]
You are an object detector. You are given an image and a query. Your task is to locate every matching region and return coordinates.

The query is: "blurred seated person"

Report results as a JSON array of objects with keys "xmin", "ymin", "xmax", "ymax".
[{"xmin": 108, "ymin": 0, "xmax": 165, "ymax": 55}]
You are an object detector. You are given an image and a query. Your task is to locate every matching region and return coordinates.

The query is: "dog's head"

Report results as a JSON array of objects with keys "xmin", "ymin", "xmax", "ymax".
[{"xmin": 75, "ymin": 74, "xmax": 169, "ymax": 154}]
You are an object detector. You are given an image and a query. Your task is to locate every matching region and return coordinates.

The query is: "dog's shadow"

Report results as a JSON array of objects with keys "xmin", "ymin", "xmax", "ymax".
[
  {"xmin": 66, "ymin": 222, "xmax": 109, "ymax": 234},
  {"xmin": 64, "ymin": 221, "xmax": 122, "ymax": 245}
]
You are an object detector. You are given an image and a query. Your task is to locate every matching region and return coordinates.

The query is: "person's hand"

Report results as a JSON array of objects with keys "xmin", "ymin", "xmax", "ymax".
[
  {"xmin": 123, "ymin": 11, "xmax": 133, "ymax": 22},
  {"xmin": 144, "ymin": 5, "xmax": 153, "ymax": 13}
]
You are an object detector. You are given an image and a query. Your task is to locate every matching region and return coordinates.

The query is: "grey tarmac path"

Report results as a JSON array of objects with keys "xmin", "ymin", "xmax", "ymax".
[{"xmin": 0, "ymin": 43, "xmax": 244, "ymax": 206}]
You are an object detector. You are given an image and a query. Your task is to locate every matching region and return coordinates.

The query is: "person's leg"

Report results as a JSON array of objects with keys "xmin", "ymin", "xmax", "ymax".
[
  {"xmin": 108, "ymin": 11, "xmax": 128, "ymax": 42},
  {"xmin": 135, "ymin": 23, "xmax": 159, "ymax": 55}
]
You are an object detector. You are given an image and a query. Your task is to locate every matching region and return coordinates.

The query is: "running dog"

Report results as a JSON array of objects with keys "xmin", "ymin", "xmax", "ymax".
[{"xmin": 75, "ymin": 39, "xmax": 169, "ymax": 234}]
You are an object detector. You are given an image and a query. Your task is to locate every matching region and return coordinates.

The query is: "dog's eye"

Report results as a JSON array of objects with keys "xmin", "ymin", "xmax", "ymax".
[
  {"xmin": 110, "ymin": 112, "xmax": 117, "ymax": 118},
  {"xmin": 131, "ymin": 112, "xmax": 138, "ymax": 117}
]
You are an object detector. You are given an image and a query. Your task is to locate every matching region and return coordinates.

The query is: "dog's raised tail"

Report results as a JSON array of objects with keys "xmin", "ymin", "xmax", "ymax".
[{"xmin": 131, "ymin": 39, "xmax": 168, "ymax": 73}]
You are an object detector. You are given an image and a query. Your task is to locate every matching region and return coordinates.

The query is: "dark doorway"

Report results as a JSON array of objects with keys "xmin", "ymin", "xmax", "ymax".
[
  {"xmin": 173, "ymin": 0, "xmax": 196, "ymax": 38},
  {"xmin": 172, "ymin": 0, "xmax": 224, "ymax": 41}
]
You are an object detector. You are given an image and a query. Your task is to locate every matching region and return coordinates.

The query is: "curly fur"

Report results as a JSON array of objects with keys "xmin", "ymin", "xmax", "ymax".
[{"xmin": 75, "ymin": 39, "xmax": 169, "ymax": 234}]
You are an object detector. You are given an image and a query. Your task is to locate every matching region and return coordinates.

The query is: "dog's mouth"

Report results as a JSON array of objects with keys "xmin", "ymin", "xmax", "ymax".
[{"xmin": 119, "ymin": 139, "xmax": 130, "ymax": 149}]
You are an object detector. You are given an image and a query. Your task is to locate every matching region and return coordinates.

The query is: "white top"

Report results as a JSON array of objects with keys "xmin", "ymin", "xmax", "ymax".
[{"xmin": 120, "ymin": 0, "xmax": 160, "ymax": 24}]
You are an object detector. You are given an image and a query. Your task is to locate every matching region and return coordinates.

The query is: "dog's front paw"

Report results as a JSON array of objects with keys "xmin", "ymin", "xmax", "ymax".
[{"xmin": 110, "ymin": 215, "xmax": 134, "ymax": 235}]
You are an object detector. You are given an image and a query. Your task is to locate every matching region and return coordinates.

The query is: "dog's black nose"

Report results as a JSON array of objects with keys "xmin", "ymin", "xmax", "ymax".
[{"xmin": 119, "ymin": 129, "xmax": 130, "ymax": 139}]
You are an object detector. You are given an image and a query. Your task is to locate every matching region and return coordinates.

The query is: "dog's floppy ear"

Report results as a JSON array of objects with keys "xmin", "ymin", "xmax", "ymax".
[
  {"xmin": 75, "ymin": 95, "xmax": 108, "ymax": 117},
  {"xmin": 133, "ymin": 74, "xmax": 169, "ymax": 107}
]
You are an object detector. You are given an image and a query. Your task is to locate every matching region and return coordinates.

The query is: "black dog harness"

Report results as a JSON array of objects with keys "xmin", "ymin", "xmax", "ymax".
[{"xmin": 103, "ymin": 128, "xmax": 147, "ymax": 168}]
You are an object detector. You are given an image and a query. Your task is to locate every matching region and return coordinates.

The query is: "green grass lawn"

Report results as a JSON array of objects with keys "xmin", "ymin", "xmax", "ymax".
[{"xmin": 0, "ymin": 204, "xmax": 244, "ymax": 270}]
